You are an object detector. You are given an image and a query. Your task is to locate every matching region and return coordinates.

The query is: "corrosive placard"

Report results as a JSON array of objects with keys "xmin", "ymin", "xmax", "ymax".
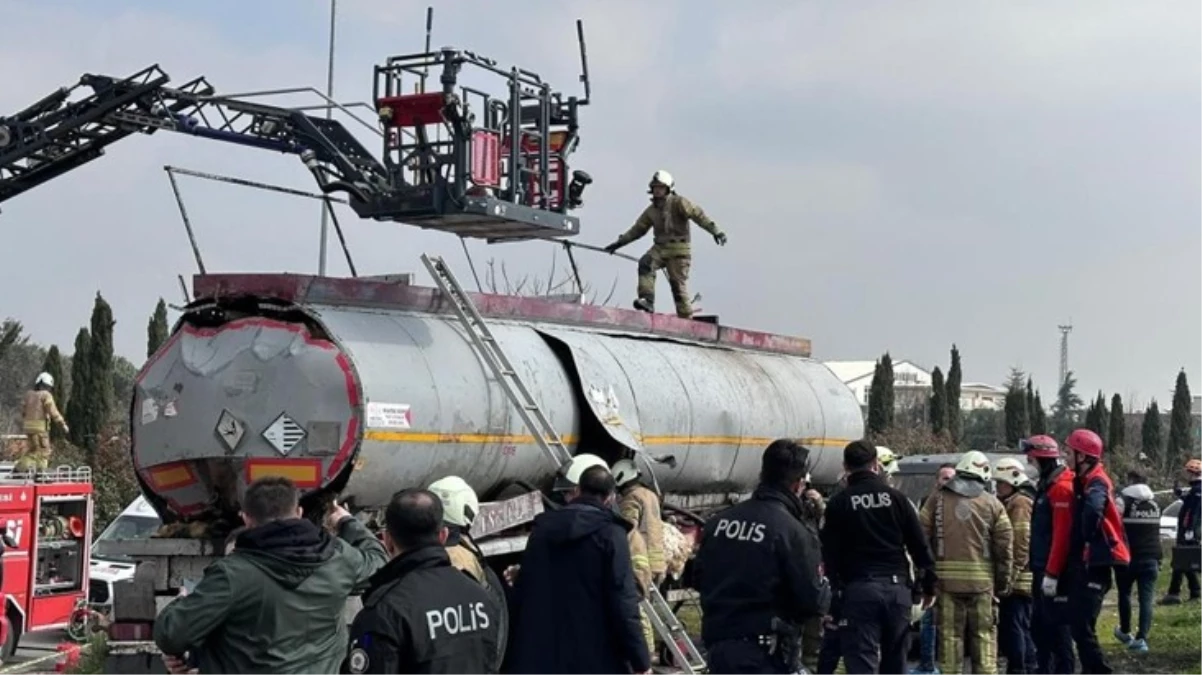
[{"xmin": 366, "ymin": 402, "xmax": 412, "ymax": 429}]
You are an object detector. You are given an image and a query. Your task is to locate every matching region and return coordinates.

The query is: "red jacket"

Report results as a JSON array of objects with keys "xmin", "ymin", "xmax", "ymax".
[
  {"xmin": 1031, "ymin": 465, "xmax": 1076, "ymax": 577},
  {"xmin": 1076, "ymin": 463, "xmax": 1131, "ymax": 567}
]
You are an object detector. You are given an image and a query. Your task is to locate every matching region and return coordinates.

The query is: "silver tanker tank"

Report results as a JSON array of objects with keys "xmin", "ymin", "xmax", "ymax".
[{"xmin": 131, "ymin": 273, "xmax": 863, "ymax": 521}]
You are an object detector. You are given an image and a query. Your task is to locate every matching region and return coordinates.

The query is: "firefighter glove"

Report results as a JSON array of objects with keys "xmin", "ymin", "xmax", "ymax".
[
  {"xmin": 1041, "ymin": 575, "xmax": 1058, "ymax": 597},
  {"xmin": 713, "ymin": 232, "xmax": 728, "ymax": 246},
  {"xmin": 603, "ymin": 242, "xmax": 622, "ymax": 254}
]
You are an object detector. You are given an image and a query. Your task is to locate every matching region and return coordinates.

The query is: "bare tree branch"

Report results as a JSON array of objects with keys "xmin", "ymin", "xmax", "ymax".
[{"xmin": 474, "ymin": 257, "xmax": 620, "ymax": 307}]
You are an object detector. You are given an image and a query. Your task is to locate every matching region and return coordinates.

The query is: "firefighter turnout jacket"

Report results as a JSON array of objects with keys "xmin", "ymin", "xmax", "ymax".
[
  {"xmin": 1001, "ymin": 484, "xmax": 1036, "ymax": 596},
  {"xmin": 919, "ymin": 476, "xmax": 1014, "ymax": 596},
  {"xmin": 619, "ymin": 483, "xmax": 667, "ymax": 578},
  {"xmin": 21, "ymin": 389, "xmax": 65, "ymax": 435},
  {"xmin": 695, "ymin": 485, "xmax": 830, "ymax": 644},
  {"xmin": 820, "ymin": 471, "xmax": 937, "ymax": 595},
  {"xmin": 614, "ymin": 193, "xmax": 723, "ymax": 257},
  {"xmin": 1030, "ymin": 465, "xmax": 1075, "ymax": 578},
  {"xmin": 345, "ymin": 546, "xmax": 500, "ymax": 674}
]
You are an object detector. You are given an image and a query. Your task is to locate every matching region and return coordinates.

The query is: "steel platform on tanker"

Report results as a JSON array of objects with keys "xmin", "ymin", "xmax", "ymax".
[{"xmin": 192, "ymin": 273, "xmax": 812, "ymax": 358}]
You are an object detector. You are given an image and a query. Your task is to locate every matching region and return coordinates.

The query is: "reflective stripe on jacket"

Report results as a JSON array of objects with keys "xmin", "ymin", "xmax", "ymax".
[
  {"xmin": 620, "ymin": 484, "xmax": 667, "ymax": 576},
  {"xmin": 1002, "ymin": 487, "xmax": 1035, "ymax": 596},
  {"xmin": 919, "ymin": 479, "xmax": 1014, "ymax": 595}
]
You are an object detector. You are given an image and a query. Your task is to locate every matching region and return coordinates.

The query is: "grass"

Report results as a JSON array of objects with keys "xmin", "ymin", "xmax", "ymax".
[{"xmin": 1098, "ymin": 566, "xmax": 1202, "ymax": 675}]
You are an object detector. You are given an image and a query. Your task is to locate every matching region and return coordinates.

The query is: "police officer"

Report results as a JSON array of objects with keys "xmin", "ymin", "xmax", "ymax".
[
  {"xmin": 820, "ymin": 440, "xmax": 936, "ymax": 675},
  {"xmin": 695, "ymin": 439, "xmax": 830, "ymax": 673},
  {"xmin": 345, "ymin": 488, "xmax": 499, "ymax": 674}
]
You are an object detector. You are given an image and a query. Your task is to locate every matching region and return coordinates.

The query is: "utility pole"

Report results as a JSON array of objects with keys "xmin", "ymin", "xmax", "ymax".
[
  {"xmin": 317, "ymin": 0, "xmax": 337, "ymax": 276},
  {"xmin": 1058, "ymin": 322, "xmax": 1073, "ymax": 388}
]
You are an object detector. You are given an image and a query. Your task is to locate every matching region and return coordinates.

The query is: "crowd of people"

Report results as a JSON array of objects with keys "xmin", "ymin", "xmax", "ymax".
[{"xmin": 146, "ymin": 429, "xmax": 1201, "ymax": 674}]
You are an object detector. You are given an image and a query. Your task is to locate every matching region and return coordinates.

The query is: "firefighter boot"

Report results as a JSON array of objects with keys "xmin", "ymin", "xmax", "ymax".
[{"xmin": 634, "ymin": 297, "xmax": 654, "ymax": 313}]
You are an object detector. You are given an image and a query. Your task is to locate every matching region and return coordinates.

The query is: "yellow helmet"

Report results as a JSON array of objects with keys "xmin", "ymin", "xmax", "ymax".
[
  {"xmin": 992, "ymin": 457, "xmax": 1029, "ymax": 487},
  {"xmin": 956, "ymin": 450, "xmax": 992, "ymax": 482},
  {"xmin": 427, "ymin": 476, "xmax": 479, "ymax": 529},
  {"xmin": 876, "ymin": 446, "xmax": 899, "ymax": 476}
]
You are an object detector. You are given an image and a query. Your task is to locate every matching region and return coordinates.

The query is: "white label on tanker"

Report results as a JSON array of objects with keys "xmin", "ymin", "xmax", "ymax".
[
  {"xmin": 163, "ymin": 400, "xmax": 178, "ymax": 418},
  {"xmin": 141, "ymin": 398, "xmax": 160, "ymax": 425},
  {"xmin": 366, "ymin": 402, "xmax": 412, "ymax": 430}
]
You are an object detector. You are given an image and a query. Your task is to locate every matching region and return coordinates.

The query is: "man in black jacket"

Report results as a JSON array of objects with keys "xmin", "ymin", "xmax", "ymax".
[
  {"xmin": 820, "ymin": 440, "xmax": 936, "ymax": 675},
  {"xmin": 507, "ymin": 462, "xmax": 651, "ymax": 674},
  {"xmin": 695, "ymin": 439, "xmax": 829, "ymax": 674},
  {"xmin": 345, "ymin": 488, "xmax": 500, "ymax": 674}
]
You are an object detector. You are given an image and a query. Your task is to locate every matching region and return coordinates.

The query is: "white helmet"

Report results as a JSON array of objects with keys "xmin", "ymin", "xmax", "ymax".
[
  {"xmin": 876, "ymin": 446, "xmax": 899, "ymax": 476},
  {"xmin": 428, "ymin": 476, "xmax": 479, "ymax": 528},
  {"xmin": 956, "ymin": 450, "xmax": 992, "ymax": 483},
  {"xmin": 34, "ymin": 372, "xmax": 54, "ymax": 388},
  {"xmin": 612, "ymin": 459, "xmax": 641, "ymax": 487},
  {"xmin": 649, "ymin": 169, "xmax": 674, "ymax": 191},
  {"xmin": 561, "ymin": 453, "xmax": 609, "ymax": 487},
  {"xmin": 992, "ymin": 457, "xmax": 1030, "ymax": 488}
]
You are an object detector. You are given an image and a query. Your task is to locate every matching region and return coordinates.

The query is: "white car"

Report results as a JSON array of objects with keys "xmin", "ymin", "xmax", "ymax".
[
  {"xmin": 1161, "ymin": 500, "xmax": 1182, "ymax": 540},
  {"xmin": 88, "ymin": 496, "xmax": 162, "ymax": 612}
]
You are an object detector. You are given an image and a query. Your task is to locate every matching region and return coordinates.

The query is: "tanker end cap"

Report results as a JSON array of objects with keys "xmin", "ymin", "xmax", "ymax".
[
  {"xmin": 555, "ymin": 453, "xmax": 609, "ymax": 491},
  {"xmin": 427, "ymin": 475, "xmax": 479, "ymax": 529}
]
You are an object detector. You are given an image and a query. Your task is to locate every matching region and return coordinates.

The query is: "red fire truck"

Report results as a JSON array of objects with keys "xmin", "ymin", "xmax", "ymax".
[{"xmin": 0, "ymin": 465, "xmax": 93, "ymax": 661}]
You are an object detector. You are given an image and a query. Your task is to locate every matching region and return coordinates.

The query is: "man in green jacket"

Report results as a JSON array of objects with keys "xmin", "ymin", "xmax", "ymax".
[{"xmin": 154, "ymin": 477, "xmax": 387, "ymax": 673}]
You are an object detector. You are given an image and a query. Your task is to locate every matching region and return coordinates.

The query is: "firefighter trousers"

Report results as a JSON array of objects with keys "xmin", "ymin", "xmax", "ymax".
[
  {"xmin": 637, "ymin": 248, "xmax": 692, "ymax": 317},
  {"xmin": 14, "ymin": 433, "xmax": 51, "ymax": 471},
  {"xmin": 937, "ymin": 591, "xmax": 997, "ymax": 675},
  {"xmin": 1069, "ymin": 567, "xmax": 1114, "ymax": 675},
  {"xmin": 1030, "ymin": 570, "xmax": 1075, "ymax": 675}
]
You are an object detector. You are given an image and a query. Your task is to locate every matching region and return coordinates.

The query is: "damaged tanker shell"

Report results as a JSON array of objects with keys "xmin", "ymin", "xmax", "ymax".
[{"xmin": 131, "ymin": 277, "xmax": 863, "ymax": 522}]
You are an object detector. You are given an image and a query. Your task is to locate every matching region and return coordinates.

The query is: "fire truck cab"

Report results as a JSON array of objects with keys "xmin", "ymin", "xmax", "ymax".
[{"xmin": 0, "ymin": 464, "xmax": 93, "ymax": 661}]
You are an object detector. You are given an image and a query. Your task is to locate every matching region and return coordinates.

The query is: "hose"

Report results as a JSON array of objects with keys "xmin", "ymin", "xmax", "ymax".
[{"xmin": 662, "ymin": 502, "xmax": 706, "ymax": 527}]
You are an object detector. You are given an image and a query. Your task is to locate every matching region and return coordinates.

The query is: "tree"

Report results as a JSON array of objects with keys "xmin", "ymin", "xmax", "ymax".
[
  {"xmin": 1003, "ymin": 367, "xmax": 1030, "ymax": 446},
  {"xmin": 929, "ymin": 367, "xmax": 947, "ymax": 435},
  {"xmin": 87, "ymin": 293, "xmax": 116, "ymax": 446},
  {"xmin": 1141, "ymin": 401, "xmax": 1163, "ymax": 464},
  {"xmin": 1108, "ymin": 393, "xmax": 1126, "ymax": 455},
  {"xmin": 1031, "ymin": 391, "xmax": 1049, "ymax": 435},
  {"xmin": 1025, "ymin": 378, "xmax": 1037, "ymax": 428},
  {"xmin": 0, "ymin": 319, "xmax": 25, "ymax": 363},
  {"xmin": 40, "ymin": 346, "xmax": 67, "ymax": 442},
  {"xmin": 147, "ymin": 298, "xmax": 169, "ymax": 358},
  {"xmin": 1168, "ymin": 369, "xmax": 1194, "ymax": 467},
  {"xmin": 867, "ymin": 353, "xmax": 895, "ymax": 437},
  {"xmin": 1052, "ymin": 371, "xmax": 1084, "ymax": 437},
  {"xmin": 1085, "ymin": 391, "xmax": 1109, "ymax": 449},
  {"xmin": 946, "ymin": 345, "xmax": 963, "ymax": 445},
  {"xmin": 66, "ymin": 328, "xmax": 92, "ymax": 448}
]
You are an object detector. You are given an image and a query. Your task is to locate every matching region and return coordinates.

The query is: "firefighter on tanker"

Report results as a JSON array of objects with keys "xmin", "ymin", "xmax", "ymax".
[
  {"xmin": 17, "ymin": 372, "xmax": 68, "ymax": 471},
  {"xmin": 919, "ymin": 450, "xmax": 1014, "ymax": 675},
  {"xmin": 1021, "ymin": 434, "xmax": 1076, "ymax": 675},
  {"xmin": 992, "ymin": 457, "xmax": 1038, "ymax": 674},
  {"xmin": 603, "ymin": 170, "xmax": 727, "ymax": 318}
]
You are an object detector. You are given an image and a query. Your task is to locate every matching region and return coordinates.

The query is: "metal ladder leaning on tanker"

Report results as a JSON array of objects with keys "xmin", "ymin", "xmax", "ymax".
[{"xmin": 419, "ymin": 253, "xmax": 708, "ymax": 674}]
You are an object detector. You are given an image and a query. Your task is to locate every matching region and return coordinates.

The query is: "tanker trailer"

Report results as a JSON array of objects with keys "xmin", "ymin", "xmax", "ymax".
[{"xmin": 129, "ymin": 272, "xmax": 863, "ymax": 534}]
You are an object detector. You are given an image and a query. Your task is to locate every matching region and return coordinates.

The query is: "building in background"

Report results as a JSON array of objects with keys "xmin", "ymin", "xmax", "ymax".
[{"xmin": 824, "ymin": 360, "xmax": 1007, "ymax": 413}]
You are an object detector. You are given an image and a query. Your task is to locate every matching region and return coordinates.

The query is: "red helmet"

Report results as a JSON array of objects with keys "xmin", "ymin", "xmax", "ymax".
[
  {"xmin": 1019, "ymin": 434, "xmax": 1059, "ymax": 459},
  {"xmin": 1066, "ymin": 428, "xmax": 1104, "ymax": 458}
]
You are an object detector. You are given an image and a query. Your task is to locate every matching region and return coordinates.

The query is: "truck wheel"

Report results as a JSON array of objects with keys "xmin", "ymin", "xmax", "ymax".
[
  {"xmin": 483, "ymin": 566, "xmax": 508, "ymax": 670},
  {"xmin": 0, "ymin": 614, "xmax": 16, "ymax": 662}
]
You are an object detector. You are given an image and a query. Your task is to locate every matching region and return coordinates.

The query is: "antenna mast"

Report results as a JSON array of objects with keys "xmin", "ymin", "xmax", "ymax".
[{"xmin": 1058, "ymin": 322, "xmax": 1073, "ymax": 388}]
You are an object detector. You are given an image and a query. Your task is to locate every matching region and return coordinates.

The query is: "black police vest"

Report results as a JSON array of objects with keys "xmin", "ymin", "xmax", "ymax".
[{"xmin": 1122, "ymin": 493, "xmax": 1162, "ymax": 561}]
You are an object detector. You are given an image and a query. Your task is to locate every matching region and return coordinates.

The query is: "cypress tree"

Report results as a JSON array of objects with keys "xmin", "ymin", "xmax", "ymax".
[
  {"xmin": 867, "ymin": 354, "xmax": 897, "ymax": 436},
  {"xmin": 66, "ymin": 328, "xmax": 92, "ymax": 448},
  {"xmin": 1091, "ymin": 391, "xmax": 1109, "ymax": 449},
  {"xmin": 1031, "ymin": 391, "xmax": 1048, "ymax": 435},
  {"xmin": 1003, "ymin": 367, "xmax": 1029, "ymax": 446},
  {"xmin": 147, "ymin": 298, "xmax": 169, "ymax": 359},
  {"xmin": 1169, "ymin": 370, "xmax": 1193, "ymax": 467},
  {"xmin": 946, "ymin": 345, "xmax": 963, "ymax": 444},
  {"xmin": 1025, "ymin": 377, "xmax": 1036, "ymax": 428},
  {"xmin": 41, "ymin": 346, "xmax": 67, "ymax": 443},
  {"xmin": 880, "ymin": 353, "xmax": 895, "ymax": 431},
  {"xmin": 1052, "ymin": 371, "xmax": 1084, "ymax": 437},
  {"xmin": 1141, "ymin": 401, "xmax": 1163, "ymax": 464},
  {"xmin": 1108, "ymin": 393, "xmax": 1125, "ymax": 454},
  {"xmin": 929, "ymin": 367, "xmax": 947, "ymax": 435},
  {"xmin": 88, "ymin": 292, "xmax": 116, "ymax": 440}
]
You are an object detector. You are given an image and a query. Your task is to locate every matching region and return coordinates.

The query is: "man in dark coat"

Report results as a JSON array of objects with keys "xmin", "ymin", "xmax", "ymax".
[{"xmin": 507, "ymin": 460, "xmax": 651, "ymax": 674}]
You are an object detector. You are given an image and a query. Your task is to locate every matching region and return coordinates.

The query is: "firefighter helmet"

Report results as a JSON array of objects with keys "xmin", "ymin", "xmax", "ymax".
[
  {"xmin": 1185, "ymin": 458, "xmax": 1201, "ymax": 476},
  {"xmin": 612, "ymin": 459, "xmax": 640, "ymax": 487},
  {"xmin": 560, "ymin": 453, "xmax": 609, "ymax": 488},
  {"xmin": 34, "ymin": 372, "xmax": 54, "ymax": 388},
  {"xmin": 428, "ymin": 475, "xmax": 479, "ymax": 529},
  {"xmin": 876, "ymin": 446, "xmax": 900, "ymax": 476},
  {"xmin": 649, "ymin": 170, "xmax": 675, "ymax": 191},
  {"xmin": 1019, "ymin": 434, "xmax": 1059, "ymax": 459},
  {"xmin": 992, "ymin": 457, "xmax": 1030, "ymax": 487},
  {"xmin": 956, "ymin": 450, "xmax": 992, "ymax": 482},
  {"xmin": 1066, "ymin": 428, "xmax": 1104, "ymax": 458}
]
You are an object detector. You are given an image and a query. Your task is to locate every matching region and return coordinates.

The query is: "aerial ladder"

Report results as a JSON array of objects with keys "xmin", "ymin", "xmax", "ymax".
[
  {"xmin": 0, "ymin": 23, "xmax": 595, "ymax": 243},
  {"xmin": 421, "ymin": 253, "xmax": 708, "ymax": 674}
]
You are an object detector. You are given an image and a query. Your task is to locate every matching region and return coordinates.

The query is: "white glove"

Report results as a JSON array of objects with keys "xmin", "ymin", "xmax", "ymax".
[{"xmin": 1041, "ymin": 575, "xmax": 1058, "ymax": 597}]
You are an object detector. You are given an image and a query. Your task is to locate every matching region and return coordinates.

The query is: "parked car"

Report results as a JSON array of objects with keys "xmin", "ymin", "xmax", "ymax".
[
  {"xmin": 893, "ymin": 450, "xmax": 1036, "ymax": 507},
  {"xmin": 1161, "ymin": 500, "xmax": 1182, "ymax": 540},
  {"xmin": 88, "ymin": 496, "xmax": 162, "ymax": 617}
]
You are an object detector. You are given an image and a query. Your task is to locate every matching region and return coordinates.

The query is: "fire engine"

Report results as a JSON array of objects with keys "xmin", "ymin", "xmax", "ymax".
[{"xmin": 0, "ymin": 464, "xmax": 93, "ymax": 661}]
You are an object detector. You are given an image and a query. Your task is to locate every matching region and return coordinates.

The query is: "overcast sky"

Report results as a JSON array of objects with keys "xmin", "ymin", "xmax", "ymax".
[{"xmin": 1, "ymin": 0, "xmax": 1197, "ymax": 408}]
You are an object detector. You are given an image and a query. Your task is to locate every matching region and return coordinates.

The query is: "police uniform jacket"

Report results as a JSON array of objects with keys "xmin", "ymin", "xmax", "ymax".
[
  {"xmin": 820, "ymin": 470, "xmax": 936, "ymax": 595},
  {"xmin": 345, "ymin": 545, "xmax": 499, "ymax": 674},
  {"xmin": 695, "ymin": 485, "xmax": 829, "ymax": 644}
]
